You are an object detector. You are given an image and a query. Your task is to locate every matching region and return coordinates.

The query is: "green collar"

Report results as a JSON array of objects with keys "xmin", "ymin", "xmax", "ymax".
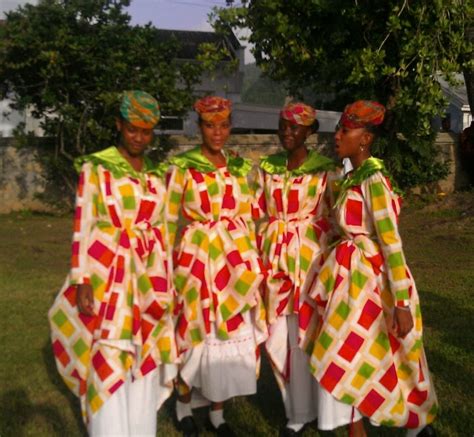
[
  {"xmin": 169, "ymin": 146, "xmax": 252, "ymax": 177},
  {"xmin": 336, "ymin": 157, "xmax": 402, "ymax": 205},
  {"xmin": 259, "ymin": 150, "xmax": 336, "ymax": 176},
  {"xmin": 74, "ymin": 146, "xmax": 167, "ymax": 179}
]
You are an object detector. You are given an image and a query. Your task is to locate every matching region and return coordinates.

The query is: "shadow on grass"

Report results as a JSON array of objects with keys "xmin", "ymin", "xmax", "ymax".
[
  {"xmin": 422, "ymin": 349, "xmax": 474, "ymax": 434},
  {"xmin": 0, "ymin": 388, "xmax": 70, "ymax": 437},
  {"xmin": 250, "ymin": 351, "xmax": 286, "ymax": 429},
  {"xmin": 420, "ymin": 289, "xmax": 474, "ymax": 356},
  {"xmin": 42, "ymin": 339, "xmax": 87, "ymax": 436}
]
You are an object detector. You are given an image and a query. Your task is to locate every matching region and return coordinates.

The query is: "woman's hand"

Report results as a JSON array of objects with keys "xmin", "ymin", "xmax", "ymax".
[
  {"xmin": 392, "ymin": 307, "xmax": 414, "ymax": 338},
  {"xmin": 76, "ymin": 284, "xmax": 94, "ymax": 316}
]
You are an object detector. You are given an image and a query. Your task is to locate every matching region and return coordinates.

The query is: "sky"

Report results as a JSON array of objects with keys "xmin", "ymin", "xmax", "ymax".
[{"xmin": 1, "ymin": 0, "xmax": 254, "ymax": 63}]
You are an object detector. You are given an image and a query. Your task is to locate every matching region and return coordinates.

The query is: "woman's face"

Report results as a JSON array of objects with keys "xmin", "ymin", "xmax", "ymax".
[
  {"xmin": 116, "ymin": 119, "xmax": 154, "ymax": 157},
  {"xmin": 334, "ymin": 125, "xmax": 372, "ymax": 159},
  {"xmin": 199, "ymin": 117, "xmax": 231, "ymax": 153},
  {"xmin": 278, "ymin": 119, "xmax": 311, "ymax": 152}
]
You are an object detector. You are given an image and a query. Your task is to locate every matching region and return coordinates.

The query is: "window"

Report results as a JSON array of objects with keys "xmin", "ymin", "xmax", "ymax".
[{"xmin": 157, "ymin": 115, "xmax": 183, "ymax": 133}]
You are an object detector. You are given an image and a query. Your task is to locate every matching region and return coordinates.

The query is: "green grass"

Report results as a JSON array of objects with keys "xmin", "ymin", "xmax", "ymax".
[{"xmin": 1, "ymin": 192, "xmax": 473, "ymax": 436}]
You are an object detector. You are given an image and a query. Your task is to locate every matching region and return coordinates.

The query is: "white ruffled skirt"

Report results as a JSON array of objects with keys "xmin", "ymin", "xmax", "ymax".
[{"xmin": 180, "ymin": 312, "xmax": 265, "ymax": 402}]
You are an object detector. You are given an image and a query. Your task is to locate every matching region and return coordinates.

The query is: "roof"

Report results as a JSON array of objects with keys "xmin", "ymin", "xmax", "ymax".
[
  {"xmin": 439, "ymin": 74, "xmax": 470, "ymax": 110},
  {"xmin": 154, "ymin": 28, "xmax": 241, "ymax": 61}
]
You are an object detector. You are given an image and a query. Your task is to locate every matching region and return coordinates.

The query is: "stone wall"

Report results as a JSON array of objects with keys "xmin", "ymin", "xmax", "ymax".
[
  {"xmin": 434, "ymin": 132, "xmax": 470, "ymax": 194},
  {"xmin": 0, "ymin": 138, "xmax": 50, "ymax": 213},
  {"xmin": 163, "ymin": 132, "xmax": 335, "ymax": 160},
  {"xmin": 0, "ymin": 133, "xmax": 468, "ymax": 214}
]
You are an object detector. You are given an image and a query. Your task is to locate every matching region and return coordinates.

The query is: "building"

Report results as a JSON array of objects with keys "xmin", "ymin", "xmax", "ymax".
[
  {"xmin": 438, "ymin": 74, "xmax": 472, "ymax": 133},
  {"xmin": 0, "ymin": 26, "xmax": 340, "ymax": 137}
]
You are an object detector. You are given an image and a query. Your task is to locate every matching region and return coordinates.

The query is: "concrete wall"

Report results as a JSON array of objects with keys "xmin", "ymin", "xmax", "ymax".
[
  {"xmin": 0, "ymin": 99, "xmax": 44, "ymax": 138},
  {"xmin": 0, "ymin": 138, "xmax": 49, "ymax": 213},
  {"xmin": 435, "ymin": 132, "xmax": 471, "ymax": 194},
  {"xmin": 0, "ymin": 133, "xmax": 468, "ymax": 214}
]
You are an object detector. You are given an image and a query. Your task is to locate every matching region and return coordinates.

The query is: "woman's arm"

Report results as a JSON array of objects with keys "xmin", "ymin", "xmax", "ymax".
[
  {"xmin": 320, "ymin": 169, "xmax": 342, "ymax": 244},
  {"xmin": 366, "ymin": 173, "xmax": 413, "ymax": 337},
  {"xmin": 164, "ymin": 165, "xmax": 186, "ymax": 249},
  {"xmin": 251, "ymin": 167, "xmax": 267, "ymax": 221},
  {"xmin": 70, "ymin": 162, "xmax": 99, "ymax": 315}
]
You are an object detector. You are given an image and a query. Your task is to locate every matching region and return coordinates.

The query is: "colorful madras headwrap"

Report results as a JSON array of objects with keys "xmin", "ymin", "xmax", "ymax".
[
  {"xmin": 194, "ymin": 96, "xmax": 232, "ymax": 122},
  {"xmin": 340, "ymin": 100, "xmax": 385, "ymax": 129},
  {"xmin": 280, "ymin": 102, "xmax": 317, "ymax": 126},
  {"xmin": 120, "ymin": 90, "xmax": 160, "ymax": 128}
]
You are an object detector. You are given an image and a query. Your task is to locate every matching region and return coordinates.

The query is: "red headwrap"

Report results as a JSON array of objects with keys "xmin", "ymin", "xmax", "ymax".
[
  {"xmin": 340, "ymin": 100, "xmax": 385, "ymax": 129},
  {"xmin": 280, "ymin": 102, "xmax": 317, "ymax": 126}
]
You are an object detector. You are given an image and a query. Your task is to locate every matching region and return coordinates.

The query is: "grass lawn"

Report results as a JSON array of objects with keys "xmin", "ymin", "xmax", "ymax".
[{"xmin": 0, "ymin": 193, "xmax": 473, "ymax": 436}]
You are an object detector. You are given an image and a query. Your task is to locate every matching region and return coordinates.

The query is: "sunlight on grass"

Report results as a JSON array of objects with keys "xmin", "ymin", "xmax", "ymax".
[{"xmin": 1, "ymin": 192, "xmax": 473, "ymax": 436}]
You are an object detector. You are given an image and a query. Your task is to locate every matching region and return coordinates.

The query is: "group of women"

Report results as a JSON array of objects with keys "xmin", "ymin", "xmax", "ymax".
[{"xmin": 49, "ymin": 91, "xmax": 438, "ymax": 437}]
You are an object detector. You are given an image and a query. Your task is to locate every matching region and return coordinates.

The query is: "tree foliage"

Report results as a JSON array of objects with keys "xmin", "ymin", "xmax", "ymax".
[
  {"xmin": 0, "ymin": 0, "xmax": 216, "ymax": 198},
  {"xmin": 214, "ymin": 0, "xmax": 474, "ymax": 188}
]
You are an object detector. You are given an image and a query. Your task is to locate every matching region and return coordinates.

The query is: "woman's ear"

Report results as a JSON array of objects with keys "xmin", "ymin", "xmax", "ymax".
[
  {"xmin": 362, "ymin": 130, "xmax": 374, "ymax": 148},
  {"xmin": 115, "ymin": 118, "xmax": 122, "ymax": 132}
]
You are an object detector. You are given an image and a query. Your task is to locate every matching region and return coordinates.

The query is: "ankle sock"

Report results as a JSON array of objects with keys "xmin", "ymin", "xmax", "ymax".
[
  {"xmin": 176, "ymin": 400, "xmax": 192, "ymax": 421},
  {"xmin": 287, "ymin": 421, "xmax": 305, "ymax": 432},
  {"xmin": 406, "ymin": 426, "xmax": 425, "ymax": 437},
  {"xmin": 209, "ymin": 409, "xmax": 225, "ymax": 428}
]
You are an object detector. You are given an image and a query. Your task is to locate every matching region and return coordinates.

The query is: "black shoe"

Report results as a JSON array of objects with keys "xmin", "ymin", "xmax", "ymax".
[
  {"xmin": 417, "ymin": 425, "xmax": 437, "ymax": 437},
  {"xmin": 178, "ymin": 415, "xmax": 199, "ymax": 437},
  {"xmin": 208, "ymin": 421, "xmax": 237, "ymax": 437},
  {"xmin": 279, "ymin": 425, "xmax": 306, "ymax": 436}
]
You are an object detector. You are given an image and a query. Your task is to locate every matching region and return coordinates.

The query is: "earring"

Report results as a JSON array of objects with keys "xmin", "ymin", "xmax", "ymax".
[{"xmin": 360, "ymin": 145, "xmax": 365, "ymax": 151}]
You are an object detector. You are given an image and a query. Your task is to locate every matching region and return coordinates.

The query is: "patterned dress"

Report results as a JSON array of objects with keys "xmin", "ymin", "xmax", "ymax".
[
  {"xmin": 48, "ymin": 147, "xmax": 177, "ymax": 421},
  {"xmin": 166, "ymin": 147, "xmax": 267, "ymax": 356},
  {"xmin": 253, "ymin": 150, "xmax": 336, "ymax": 386},
  {"xmin": 309, "ymin": 158, "xmax": 438, "ymax": 428}
]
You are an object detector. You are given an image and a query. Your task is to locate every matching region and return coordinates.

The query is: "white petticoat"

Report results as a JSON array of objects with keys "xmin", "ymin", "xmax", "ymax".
[
  {"xmin": 180, "ymin": 312, "xmax": 264, "ymax": 403},
  {"xmin": 88, "ymin": 363, "xmax": 177, "ymax": 436},
  {"xmin": 270, "ymin": 315, "xmax": 319, "ymax": 424},
  {"xmin": 268, "ymin": 315, "xmax": 364, "ymax": 430}
]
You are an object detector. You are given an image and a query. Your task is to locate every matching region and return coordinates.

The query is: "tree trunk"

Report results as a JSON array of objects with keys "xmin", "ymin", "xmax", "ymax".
[{"xmin": 463, "ymin": 26, "xmax": 474, "ymax": 117}]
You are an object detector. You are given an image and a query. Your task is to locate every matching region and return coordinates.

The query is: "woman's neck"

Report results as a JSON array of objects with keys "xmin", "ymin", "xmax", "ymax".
[
  {"xmin": 349, "ymin": 151, "xmax": 371, "ymax": 170},
  {"xmin": 117, "ymin": 146, "xmax": 144, "ymax": 172},
  {"xmin": 201, "ymin": 145, "xmax": 226, "ymax": 167},
  {"xmin": 287, "ymin": 146, "xmax": 308, "ymax": 171}
]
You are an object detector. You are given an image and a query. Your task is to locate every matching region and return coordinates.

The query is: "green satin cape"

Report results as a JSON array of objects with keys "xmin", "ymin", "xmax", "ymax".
[
  {"xmin": 169, "ymin": 146, "xmax": 253, "ymax": 177},
  {"xmin": 259, "ymin": 150, "xmax": 336, "ymax": 176},
  {"xmin": 336, "ymin": 157, "xmax": 402, "ymax": 206},
  {"xmin": 74, "ymin": 146, "xmax": 168, "ymax": 179}
]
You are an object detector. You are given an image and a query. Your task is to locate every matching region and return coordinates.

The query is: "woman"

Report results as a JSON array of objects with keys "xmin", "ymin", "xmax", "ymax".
[
  {"xmin": 309, "ymin": 101, "xmax": 438, "ymax": 436},
  {"xmin": 166, "ymin": 96, "xmax": 267, "ymax": 436},
  {"xmin": 49, "ymin": 90, "xmax": 177, "ymax": 436},
  {"xmin": 253, "ymin": 103, "xmax": 336, "ymax": 436}
]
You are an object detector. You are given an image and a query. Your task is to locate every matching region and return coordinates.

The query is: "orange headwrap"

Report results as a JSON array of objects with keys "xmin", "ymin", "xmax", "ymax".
[
  {"xmin": 280, "ymin": 102, "xmax": 317, "ymax": 126},
  {"xmin": 194, "ymin": 96, "xmax": 232, "ymax": 122},
  {"xmin": 340, "ymin": 100, "xmax": 385, "ymax": 129}
]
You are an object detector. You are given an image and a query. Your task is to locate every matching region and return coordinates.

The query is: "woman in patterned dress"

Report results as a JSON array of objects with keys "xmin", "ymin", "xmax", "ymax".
[
  {"xmin": 253, "ymin": 103, "xmax": 336, "ymax": 436},
  {"xmin": 308, "ymin": 101, "xmax": 438, "ymax": 436},
  {"xmin": 166, "ymin": 96, "xmax": 267, "ymax": 436},
  {"xmin": 49, "ymin": 91, "xmax": 177, "ymax": 436}
]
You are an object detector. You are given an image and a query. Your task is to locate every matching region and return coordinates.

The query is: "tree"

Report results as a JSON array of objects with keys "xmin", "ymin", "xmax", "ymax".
[
  {"xmin": 0, "ymin": 0, "xmax": 212, "ymax": 199},
  {"xmin": 214, "ymin": 1, "xmax": 474, "ymax": 188},
  {"xmin": 463, "ymin": 25, "xmax": 474, "ymax": 117}
]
